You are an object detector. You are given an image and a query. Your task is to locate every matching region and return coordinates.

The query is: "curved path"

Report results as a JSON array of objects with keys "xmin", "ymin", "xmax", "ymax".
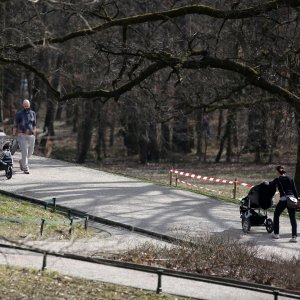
[
  {"xmin": 1, "ymin": 153, "xmax": 300, "ymax": 299},
  {"xmin": 1, "ymin": 153, "xmax": 299, "ymax": 259}
]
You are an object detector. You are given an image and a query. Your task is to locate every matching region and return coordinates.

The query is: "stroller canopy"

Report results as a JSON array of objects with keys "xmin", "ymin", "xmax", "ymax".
[{"xmin": 248, "ymin": 182, "xmax": 276, "ymax": 210}]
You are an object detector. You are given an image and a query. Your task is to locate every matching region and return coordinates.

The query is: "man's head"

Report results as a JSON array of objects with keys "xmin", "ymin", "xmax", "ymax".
[{"xmin": 23, "ymin": 99, "xmax": 30, "ymax": 111}]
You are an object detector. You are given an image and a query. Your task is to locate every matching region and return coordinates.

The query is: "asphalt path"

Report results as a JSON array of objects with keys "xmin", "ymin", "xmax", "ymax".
[
  {"xmin": 1, "ymin": 153, "xmax": 299, "ymax": 258},
  {"xmin": 1, "ymin": 153, "xmax": 300, "ymax": 299}
]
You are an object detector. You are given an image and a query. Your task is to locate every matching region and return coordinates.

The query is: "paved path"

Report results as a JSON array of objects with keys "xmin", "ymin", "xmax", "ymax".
[
  {"xmin": 1, "ymin": 153, "xmax": 299, "ymax": 258},
  {"xmin": 1, "ymin": 153, "xmax": 300, "ymax": 299}
]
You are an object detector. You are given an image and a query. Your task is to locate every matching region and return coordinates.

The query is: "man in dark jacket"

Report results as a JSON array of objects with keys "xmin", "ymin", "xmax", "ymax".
[{"xmin": 12, "ymin": 99, "xmax": 36, "ymax": 174}]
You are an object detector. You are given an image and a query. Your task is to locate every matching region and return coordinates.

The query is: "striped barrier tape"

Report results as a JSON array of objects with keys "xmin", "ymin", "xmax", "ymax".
[
  {"xmin": 177, "ymin": 179, "xmax": 227, "ymax": 195},
  {"xmin": 170, "ymin": 169, "xmax": 254, "ymax": 188}
]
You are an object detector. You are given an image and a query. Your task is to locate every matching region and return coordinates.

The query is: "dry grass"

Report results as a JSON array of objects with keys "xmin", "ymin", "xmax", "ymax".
[
  {"xmin": 114, "ymin": 234, "xmax": 300, "ymax": 291},
  {"xmin": 0, "ymin": 265, "xmax": 188, "ymax": 300}
]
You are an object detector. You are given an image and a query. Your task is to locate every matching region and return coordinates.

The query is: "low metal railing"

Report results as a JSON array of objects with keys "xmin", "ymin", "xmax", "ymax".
[{"xmin": 0, "ymin": 243, "xmax": 299, "ymax": 300}]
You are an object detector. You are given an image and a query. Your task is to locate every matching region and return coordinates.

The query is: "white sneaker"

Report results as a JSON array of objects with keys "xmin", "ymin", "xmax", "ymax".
[
  {"xmin": 289, "ymin": 236, "xmax": 297, "ymax": 243},
  {"xmin": 272, "ymin": 233, "xmax": 280, "ymax": 239}
]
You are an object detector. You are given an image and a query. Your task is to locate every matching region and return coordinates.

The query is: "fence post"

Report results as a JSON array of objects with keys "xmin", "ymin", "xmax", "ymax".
[
  {"xmin": 233, "ymin": 178, "xmax": 237, "ymax": 199},
  {"xmin": 175, "ymin": 175, "xmax": 178, "ymax": 187},
  {"xmin": 42, "ymin": 252, "xmax": 47, "ymax": 271},
  {"xmin": 169, "ymin": 170, "xmax": 173, "ymax": 186},
  {"xmin": 69, "ymin": 218, "xmax": 74, "ymax": 235},
  {"xmin": 52, "ymin": 197, "xmax": 56, "ymax": 212},
  {"xmin": 84, "ymin": 216, "xmax": 88, "ymax": 231},
  {"xmin": 40, "ymin": 219, "xmax": 45, "ymax": 236},
  {"xmin": 273, "ymin": 290, "xmax": 279, "ymax": 300},
  {"xmin": 156, "ymin": 269, "xmax": 163, "ymax": 294}
]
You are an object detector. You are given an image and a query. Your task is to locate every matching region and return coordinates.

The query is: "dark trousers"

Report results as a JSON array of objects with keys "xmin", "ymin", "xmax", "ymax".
[{"xmin": 273, "ymin": 200, "xmax": 297, "ymax": 236}]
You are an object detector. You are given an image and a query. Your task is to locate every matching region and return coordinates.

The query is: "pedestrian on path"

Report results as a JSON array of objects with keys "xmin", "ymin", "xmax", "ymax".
[
  {"xmin": 269, "ymin": 165, "xmax": 298, "ymax": 242},
  {"xmin": 12, "ymin": 99, "xmax": 36, "ymax": 174}
]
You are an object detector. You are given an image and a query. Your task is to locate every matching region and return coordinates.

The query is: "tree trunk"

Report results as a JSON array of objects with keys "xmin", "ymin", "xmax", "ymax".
[
  {"xmin": 268, "ymin": 110, "xmax": 281, "ymax": 163},
  {"xmin": 215, "ymin": 110, "xmax": 235, "ymax": 163},
  {"xmin": 216, "ymin": 110, "xmax": 223, "ymax": 141},
  {"xmin": 121, "ymin": 105, "xmax": 139, "ymax": 156},
  {"xmin": 109, "ymin": 117, "xmax": 115, "ymax": 147},
  {"xmin": 147, "ymin": 121, "xmax": 159, "ymax": 162},
  {"xmin": 172, "ymin": 116, "xmax": 192, "ymax": 153},
  {"xmin": 39, "ymin": 55, "xmax": 62, "ymax": 154},
  {"xmin": 76, "ymin": 100, "xmax": 96, "ymax": 163},
  {"xmin": 294, "ymin": 104, "xmax": 300, "ymax": 191},
  {"xmin": 95, "ymin": 102, "xmax": 107, "ymax": 161},
  {"xmin": 138, "ymin": 129, "xmax": 148, "ymax": 164},
  {"xmin": 160, "ymin": 122, "xmax": 170, "ymax": 158},
  {"xmin": 243, "ymin": 103, "xmax": 268, "ymax": 162},
  {"xmin": 196, "ymin": 109, "xmax": 204, "ymax": 159},
  {"xmin": 55, "ymin": 104, "xmax": 63, "ymax": 121}
]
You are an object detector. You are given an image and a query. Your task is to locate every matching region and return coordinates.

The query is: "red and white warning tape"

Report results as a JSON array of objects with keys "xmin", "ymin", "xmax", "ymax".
[
  {"xmin": 177, "ymin": 179, "xmax": 227, "ymax": 195},
  {"xmin": 170, "ymin": 169, "xmax": 253, "ymax": 188}
]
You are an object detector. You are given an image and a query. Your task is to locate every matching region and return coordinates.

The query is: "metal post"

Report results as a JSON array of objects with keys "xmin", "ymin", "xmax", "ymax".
[
  {"xmin": 84, "ymin": 216, "xmax": 88, "ymax": 231},
  {"xmin": 40, "ymin": 219, "xmax": 45, "ymax": 236},
  {"xmin": 69, "ymin": 218, "xmax": 74, "ymax": 235},
  {"xmin": 233, "ymin": 178, "xmax": 237, "ymax": 199},
  {"xmin": 175, "ymin": 175, "xmax": 178, "ymax": 187},
  {"xmin": 169, "ymin": 170, "xmax": 172, "ymax": 186},
  {"xmin": 156, "ymin": 270, "xmax": 163, "ymax": 294},
  {"xmin": 42, "ymin": 252, "xmax": 47, "ymax": 270},
  {"xmin": 273, "ymin": 290, "xmax": 279, "ymax": 300},
  {"xmin": 52, "ymin": 197, "xmax": 56, "ymax": 212}
]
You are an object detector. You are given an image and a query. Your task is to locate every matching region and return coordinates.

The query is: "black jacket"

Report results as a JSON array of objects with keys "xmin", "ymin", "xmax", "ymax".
[{"xmin": 270, "ymin": 175, "xmax": 298, "ymax": 198}]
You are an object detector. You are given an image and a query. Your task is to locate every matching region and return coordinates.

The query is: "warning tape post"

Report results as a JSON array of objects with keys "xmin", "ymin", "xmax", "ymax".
[{"xmin": 169, "ymin": 169, "xmax": 254, "ymax": 199}]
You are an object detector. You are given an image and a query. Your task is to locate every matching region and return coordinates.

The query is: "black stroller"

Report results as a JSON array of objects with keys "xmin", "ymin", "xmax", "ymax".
[
  {"xmin": 240, "ymin": 182, "xmax": 276, "ymax": 233},
  {"xmin": 0, "ymin": 135, "xmax": 15, "ymax": 179}
]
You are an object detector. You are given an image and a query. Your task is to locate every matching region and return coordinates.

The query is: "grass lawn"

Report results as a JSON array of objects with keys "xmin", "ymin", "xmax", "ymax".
[{"xmin": 0, "ymin": 195, "xmax": 94, "ymax": 240}]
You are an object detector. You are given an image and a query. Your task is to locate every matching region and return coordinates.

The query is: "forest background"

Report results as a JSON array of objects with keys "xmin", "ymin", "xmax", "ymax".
[{"xmin": 0, "ymin": 0, "xmax": 300, "ymax": 189}]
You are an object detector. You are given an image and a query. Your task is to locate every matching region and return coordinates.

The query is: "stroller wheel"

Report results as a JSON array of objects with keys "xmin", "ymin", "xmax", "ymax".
[
  {"xmin": 5, "ymin": 166, "xmax": 12, "ymax": 179},
  {"xmin": 242, "ymin": 216, "xmax": 251, "ymax": 233},
  {"xmin": 265, "ymin": 218, "xmax": 274, "ymax": 233}
]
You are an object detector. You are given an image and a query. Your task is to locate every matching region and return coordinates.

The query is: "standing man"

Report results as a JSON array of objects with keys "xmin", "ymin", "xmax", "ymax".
[{"xmin": 12, "ymin": 99, "xmax": 36, "ymax": 174}]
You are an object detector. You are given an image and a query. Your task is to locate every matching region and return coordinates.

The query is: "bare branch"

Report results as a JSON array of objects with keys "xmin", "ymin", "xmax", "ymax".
[
  {"xmin": 3, "ymin": 0, "xmax": 300, "ymax": 52},
  {"xmin": 59, "ymin": 53, "xmax": 300, "ymax": 105},
  {"xmin": 59, "ymin": 61, "xmax": 166, "ymax": 102},
  {"xmin": 0, "ymin": 56, "xmax": 60, "ymax": 98}
]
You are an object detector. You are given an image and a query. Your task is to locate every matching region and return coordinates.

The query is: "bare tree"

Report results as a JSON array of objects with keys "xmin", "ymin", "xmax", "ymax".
[{"xmin": 1, "ymin": 0, "xmax": 300, "ymax": 182}]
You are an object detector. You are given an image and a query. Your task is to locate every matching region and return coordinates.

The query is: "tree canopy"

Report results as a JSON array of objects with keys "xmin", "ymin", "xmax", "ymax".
[
  {"xmin": 1, "ymin": 0, "xmax": 299, "ymax": 105},
  {"xmin": 1, "ymin": 0, "xmax": 300, "ymax": 183}
]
